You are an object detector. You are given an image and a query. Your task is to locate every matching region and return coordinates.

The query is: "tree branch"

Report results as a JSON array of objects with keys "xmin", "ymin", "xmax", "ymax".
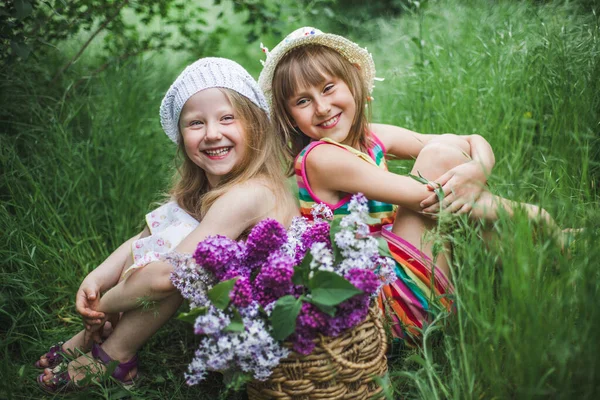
[{"xmin": 52, "ymin": 0, "xmax": 130, "ymax": 82}]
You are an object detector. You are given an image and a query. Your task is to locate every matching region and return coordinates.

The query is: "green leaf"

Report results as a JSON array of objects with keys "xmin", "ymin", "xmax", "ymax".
[
  {"xmin": 309, "ymin": 271, "xmax": 362, "ymax": 306},
  {"xmin": 376, "ymin": 236, "xmax": 393, "ymax": 259},
  {"xmin": 207, "ymin": 278, "xmax": 238, "ymax": 310},
  {"xmin": 14, "ymin": 0, "xmax": 32, "ymax": 20},
  {"xmin": 176, "ymin": 307, "xmax": 207, "ymax": 323},
  {"xmin": 305, "ymin": 298, "xmax": 336, "ymax": 317},
  {"xmin": 329, "ymin": 217, "xmax": 343, "ymax": 243},
  {"xmin": 409, "ymin": 171, "xmax": 445, "ymax": 207},
  {"xmin": 270, "ymin": 295, "xmax": 302, "ymax": 341},
  {"xmin": 408, "ymin": 172, "xmax": 429, "ymax": 185},
  {"xmin": 329, "ymin": 218, "xmax": 344, "ymax": 264},
  {"xmin": 224, "ymin": 308, "xmax": 245, "ymax": 332},
  {"xmin": 10, "ymin": 41, "xmax": 30, "ymax": 59},
  {"xmin": 292, "ymin": 263, "xmax": 310, "ymax": 286}
]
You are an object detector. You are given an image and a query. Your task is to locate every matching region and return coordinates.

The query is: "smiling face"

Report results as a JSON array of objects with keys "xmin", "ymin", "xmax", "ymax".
[
  {"xmin": 271, "ymin": 45, "xmax": 370, "ymax": 158},
  {"xmin": 179, "ymin": 88, "xmax": 247, "ymax": 187},
  {"xmin": 287, "ymin": 75, "xmax": 357, "ymax": 144}
]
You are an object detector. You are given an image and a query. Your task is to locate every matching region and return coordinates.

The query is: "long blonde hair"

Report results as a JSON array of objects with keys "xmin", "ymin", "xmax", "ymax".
[
  {"xmin": 169, "ymin": 88, "xmax": 288, "ymax": 220},
  {"xmin": 271, "ymin": 44, "xmax": 372, "ymax": 175}
]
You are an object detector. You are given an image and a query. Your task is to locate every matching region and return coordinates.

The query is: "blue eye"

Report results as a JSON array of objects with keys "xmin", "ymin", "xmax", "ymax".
[
  {"xmin": 324, "ymin": 84, "xmax": 334, "ymax": 93},
  {"xmin": 190, "ymin": 120, "xmax": 203, "ymax": 126},
  {"xmin": 296, "ymin": 98, "xmax": 308, "ymax": 106}
]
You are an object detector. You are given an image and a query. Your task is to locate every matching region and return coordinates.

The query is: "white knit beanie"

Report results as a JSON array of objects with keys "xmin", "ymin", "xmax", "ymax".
[{"xmin": 160, "ymin": 57, "xmax": 270, "ymax": 144}]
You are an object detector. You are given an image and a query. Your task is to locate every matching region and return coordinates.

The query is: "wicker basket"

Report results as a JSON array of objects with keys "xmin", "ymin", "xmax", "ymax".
[{"xmin": 247, "ymin": 304, "xmax": 388, "ymax": 400}]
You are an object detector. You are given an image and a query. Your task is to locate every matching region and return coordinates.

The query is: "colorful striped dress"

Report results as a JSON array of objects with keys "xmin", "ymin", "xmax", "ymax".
[{"xmin": 294, "ymin": 134, "xmax": 454, "ymax": 343}]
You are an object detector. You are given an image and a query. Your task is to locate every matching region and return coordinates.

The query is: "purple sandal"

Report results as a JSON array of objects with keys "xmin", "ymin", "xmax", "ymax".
[
  {"xmin": 37, "ymin": 343, "xmax": 138, "ymax": 393},
  {"xmin": 35, "ymin": 342, "xmax": 65, "ymax": 369}
]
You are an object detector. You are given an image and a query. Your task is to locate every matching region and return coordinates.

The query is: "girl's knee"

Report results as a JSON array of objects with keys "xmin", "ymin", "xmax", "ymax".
[
  {"xmin": 414, "ymin": 140, "xmax": 471, "ymax": 178},
  {"xmin": 429, "ymin": 134, "xmax": 471, "ymax": 155}
]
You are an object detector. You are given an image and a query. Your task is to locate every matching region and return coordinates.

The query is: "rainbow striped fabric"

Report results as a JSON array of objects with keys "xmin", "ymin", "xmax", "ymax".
[
  {"xmin": 294, "ymin": 134, "xmax": 454, "ymax": 342},
  {"xmin": 294, "ymin": 136, "xmax": 395, "ymax": 232}
]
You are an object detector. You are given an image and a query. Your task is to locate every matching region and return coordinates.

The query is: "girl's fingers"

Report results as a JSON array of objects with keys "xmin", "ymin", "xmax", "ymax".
[
  {"xmin": 448, "ymin": 199, "xmax": 466, "ymax": 214},
  {"xmin": 456, "ymin": 202, "xmax": 472, "ymax": 215},
  {"xmin": 420, "ymin": 193, "xmax": 440, "ymax": 208},
  {"xmin": 425, "ymin": 193, "xmax": 455, "ymax": 213}
]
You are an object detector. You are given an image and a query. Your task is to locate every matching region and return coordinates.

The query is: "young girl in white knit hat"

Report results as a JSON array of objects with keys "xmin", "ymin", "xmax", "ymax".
[
  {"xmin": 259, "ymin": 27, "xmax": 567, "ymax": 343},
  {"xmin": 37, "ymin": 57, "xmax": 298, "ymax": 392}
]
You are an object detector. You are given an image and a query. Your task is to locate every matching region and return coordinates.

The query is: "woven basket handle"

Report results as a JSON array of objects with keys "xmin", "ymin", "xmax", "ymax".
[{"xmin": 320, "ymin": 308, "xmax": 387, "ymax": 370}]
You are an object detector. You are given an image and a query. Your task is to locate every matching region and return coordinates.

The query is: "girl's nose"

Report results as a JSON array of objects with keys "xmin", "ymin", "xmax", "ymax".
[
  {"xmin": 314, "ymin": 98, "xmax": 331, "ymax": 116},
  {"xmin": 205, "ymin": 124, "xmax": 223, "ymax": 141}
]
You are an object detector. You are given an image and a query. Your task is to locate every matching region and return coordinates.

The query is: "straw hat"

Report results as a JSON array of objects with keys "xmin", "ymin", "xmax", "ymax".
[{"xmin": 258, "ymin": 27, "xmax": 376, "ymax": 106}]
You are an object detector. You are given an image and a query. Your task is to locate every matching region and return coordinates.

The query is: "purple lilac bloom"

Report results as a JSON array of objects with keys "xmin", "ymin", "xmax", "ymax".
[
  {"xmin": 245, "ymin": 219, "xmax": 288, "ymax": 269},
  {"xmin": 297, "ymin": 302, "xmax": 328, "ymax": 331},
  {"xmin": 290, "ymin": 333, "xmax": 316, "ymax": 355},
  {"xmin": 289, "ymin": 303, "xmax": 329, "ymax": 355},
  {"xmin": 230, "ymin": 277, "xmax": 253, "ymax": 308},
  {"xmin": 301, "ymin": 221, "xmax": 331, "ymax": 250},
  {"xmin": 345, "ymin": 268, "xmax": 379, "ymax": 295},
  {"xmin": 323, "ymin": 294, "xmax": 370, "ymax": 337},
  {"xmin": 253, "ymin": 251, "xmax": 295, "ymax": 306},
  {"xmin": 193, "ymin": 235, "xmax": 243, "ymax": 280}
]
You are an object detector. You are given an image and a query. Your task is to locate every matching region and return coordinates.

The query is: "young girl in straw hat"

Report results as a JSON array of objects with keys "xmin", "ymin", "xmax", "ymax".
[
  {"xmin": 259, "ymin": 27, "xmax": 565, "ymax": 341},
  {"xmin": 37, "ymin": 57, "xmax": 298, "ymax": 392}
]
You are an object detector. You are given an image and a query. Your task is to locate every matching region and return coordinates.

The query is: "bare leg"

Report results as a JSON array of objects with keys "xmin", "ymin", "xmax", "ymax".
[
  {"xmin": 42, "ymin": 292, "xmax": 183, "ymax": 385},
  {"xmin": 392, "ymin": 138, "xmax": 472, "ymax": 277}
]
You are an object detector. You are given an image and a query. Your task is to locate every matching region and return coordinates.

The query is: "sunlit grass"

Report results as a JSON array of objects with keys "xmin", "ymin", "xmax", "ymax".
[{"xmin": 1, "ymin": 0, "xmax": 598, "ymax": 398}]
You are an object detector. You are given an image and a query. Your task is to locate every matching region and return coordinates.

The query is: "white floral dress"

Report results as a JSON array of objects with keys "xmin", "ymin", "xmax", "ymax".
[{"xmin": 122, "ymin": 201, "xmax": 199, "ymax": 279}]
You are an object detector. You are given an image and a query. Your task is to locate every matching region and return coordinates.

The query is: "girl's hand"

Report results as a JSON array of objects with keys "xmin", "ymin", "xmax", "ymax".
[
  {"xmin": 420, "ymin": 161, "xmax": 487, "ymax": 215},
  {"xmin": 76, "ymin": 279, "xmax": 106, "ymax": 330}
]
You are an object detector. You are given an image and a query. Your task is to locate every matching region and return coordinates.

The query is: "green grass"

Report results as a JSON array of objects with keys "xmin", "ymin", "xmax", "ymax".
[{"xmin": 1, "ymin": 0, "xmax": 599, "ymax": 398}]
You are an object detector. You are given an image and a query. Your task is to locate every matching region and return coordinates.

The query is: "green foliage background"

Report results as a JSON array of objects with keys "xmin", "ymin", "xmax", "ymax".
[{"xmin": 1, "ymin": 0, "xmax": 599, "ymax": 398}]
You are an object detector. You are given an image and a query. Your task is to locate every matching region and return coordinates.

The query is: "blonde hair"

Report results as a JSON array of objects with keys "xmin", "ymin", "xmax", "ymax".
[
  {"xmin": 169, "ymin": 88, "xmax": 288, "ymax": 220},
  {"xmin": 271, "ymin": 44, "xmax": 372, "ymax": 174}
]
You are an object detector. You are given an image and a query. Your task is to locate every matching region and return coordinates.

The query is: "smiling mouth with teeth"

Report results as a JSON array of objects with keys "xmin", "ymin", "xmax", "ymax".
[
  {"xmin": 204, "ymin": 147, "xmax": 232, "ymax": 157},
  {"xmin": 318, "ymin": 113, "xmax": 341, "ymax": 128}
]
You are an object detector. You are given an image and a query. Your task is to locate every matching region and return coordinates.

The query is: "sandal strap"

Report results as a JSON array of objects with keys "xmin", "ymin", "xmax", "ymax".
[{"xmin": 91, "ymin": 343, "xmax": 138, "ymax": 382}]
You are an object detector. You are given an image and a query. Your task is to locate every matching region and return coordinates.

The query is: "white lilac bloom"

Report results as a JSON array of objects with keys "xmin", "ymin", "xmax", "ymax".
[
  {"xmin": 185, "ymin": 307, "xmax": 290, "ymax": 385},
  {"xmin": 194, "ymin": 305, "xmax": 231, "ymax": 335},
  {"xmin": 347, "ymin": 193, "xmax": 369, "ymax": 216},
  {"xmin": 310, "ymin": 203, "xmax": 334, "ymax": 222},
  {"xmin": 281, "ymin": 216, "xmax": 310, "ymax": 261},
  {"xmin": 309, "ymin": 242, "xmax": 334, "ymax": 272}
]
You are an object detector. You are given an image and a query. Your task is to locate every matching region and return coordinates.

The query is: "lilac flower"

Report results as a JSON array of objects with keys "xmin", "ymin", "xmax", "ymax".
[
  {"xmin": 311, "ymin": 203, "xmax": 334, "ymax": 222},
  {"xmin": 230, "ymin": 277, "xmax": 253, "ymax": 308},
  {"xmin": 185, "ymin": 312, "xmax": 290, "ymax": 384},
  {"xmin": 245, "ymin": 219, "xmax": 287, "ymax": 269},
  {"xmin": 323, "ymin": 294, "xmax": 370, "ymax": 337},
  {"xmin": 282, "ymin": 216, "xmax": 310, "ymax": 262},
  {"xmin": 345, "ymin": 268, "xmax": 379, "ymax": 295},
  {"xmin": 194, "ymin": 306, "xmax": 230, "ymax": 335},
  {"xmin": 290, "ymin": 333, "xmax": 316, "ymax": 355},
  {"xmin": 309, "ymin": 242, "xmax": 334, "ymax": 273},
  {"xmin": 176, "ymin": 193, "xmax": 398, "ymax": 383},
  {"xmin": 193, "ymin": 235, "xmax": 243, "ymax": 280},
  {"xmin": 168, "ymin": 252, "xmax": 216, "ymax": 308},
  {"xmin": 301, "ymin": 221, "xmax": 331, "ymax": 249},
  {"xmin": 347, "ymin": 193, "xmax": 369, "ymax": 215},
  {"xmin": 254, "ymin": 251, "xmax": 295, "ymax": 306}
]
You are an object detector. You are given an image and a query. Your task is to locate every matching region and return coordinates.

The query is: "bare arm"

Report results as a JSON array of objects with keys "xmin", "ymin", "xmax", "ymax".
[
  {"xmin": 76, "ymin": 229, "xmax": 147, "ymax": 324},
  {"xmin": 372, "ymin": 123, "xmax": 495, "ymax": 175},
  {"xmin": 306, "ymin": 144, "xmax": 431, "ymax": 211},
  {"xmin": 96, "ymin": 183, "xmax": 276, "ymax": 314}
]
